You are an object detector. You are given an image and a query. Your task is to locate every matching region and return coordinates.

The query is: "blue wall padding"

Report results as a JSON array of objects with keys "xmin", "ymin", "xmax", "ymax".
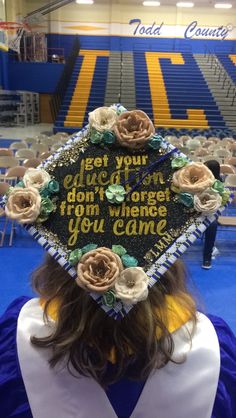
[
  {"xmin": 8, "ymin": 62, "xmax": 65, "ymax": 93},
  {"xmin": 0, "ymin": 50, "xmax": 9, "ymax": 89},
  {"xmin": 46, "ymin": 34, "xmax": 78, "ymax": 58},
  {"xmin": 48, "ymin": 34, "xmax": 236, "ymax": 54}
]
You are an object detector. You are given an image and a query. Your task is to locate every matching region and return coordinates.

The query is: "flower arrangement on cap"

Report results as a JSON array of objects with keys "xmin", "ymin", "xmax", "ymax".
[
  {"xmin": 69, "ymin": 244, "xmax": 149, "ymax": 307},
  {"xmin": 170, "ymin": 157, "xmax": 230, "ymax": 214},
  {"xmin": 88, "ymin": 105, "xmax": 163, "ymax": 150},
  {"xmin": 1, "ymin": 103, "xmax": 232, "ymax": 319},
  {"xmin": 4, "ymin": 168, "xmax": 59, "ymax": 224}
]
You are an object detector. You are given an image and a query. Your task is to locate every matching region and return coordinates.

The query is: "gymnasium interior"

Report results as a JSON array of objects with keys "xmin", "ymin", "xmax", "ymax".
[{"xmin": 0, "ymin": 0, "xmax": 236, "ymax": 333}]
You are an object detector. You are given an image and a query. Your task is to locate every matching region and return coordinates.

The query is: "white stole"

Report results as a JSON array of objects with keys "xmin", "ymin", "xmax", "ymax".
[{"xmin": 17, "ymin": 298, "xmax": 220, "ymax": 418}]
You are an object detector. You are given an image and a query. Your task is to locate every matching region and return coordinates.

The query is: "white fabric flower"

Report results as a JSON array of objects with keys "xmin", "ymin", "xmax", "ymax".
[
  {"xmin": 115, "ymin": 267, "xmax": 149, "ymax": 305},
  {"xmin": 172, "ymin": 162, "xmax": 215, "ymax": 194},
  {"xmin": 5, "ymin": 187, "xmax": 41, "ymax": 224},
  {"xmin": 23, "ymin": 168, "xmax": 51, "ymax": 190},
  {"xmin": 76, "ymin": 247, "xmax": 123, "ymax": 293},
  {"xmin": 88, "ymin": 106, "xmax": 118, "ymax": 132},
  {"xmin": 194, "ymin": 189, "xmax": 222, "ymax": 214}
]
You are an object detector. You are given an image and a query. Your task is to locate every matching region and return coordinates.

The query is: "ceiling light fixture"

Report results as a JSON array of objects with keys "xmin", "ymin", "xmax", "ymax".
[
  {"xmin": 214, "ymin": 3, "xmax": 232, "ymax": 8},
  {"xmin": 176, "ymin": 2, "xmax": 194, "ymax": 7},
  {"xmin": 143, "ymin": 1, "xmax": 161, "ymax": 6},
  {"xmin": 75, "ymin": 0, "xmax": 94, "ymax": 4}
]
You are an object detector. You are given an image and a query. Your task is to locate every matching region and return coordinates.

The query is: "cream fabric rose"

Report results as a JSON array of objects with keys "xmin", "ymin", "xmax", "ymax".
[
  {"xmin": 115, "ymin": 267, "xmax": 149, "ymax": 305},
  {"xmin": 76, "ymin": 247, "xmax": 123, "ymax": 293},
  {"xmin": 172, "ymin": 162, "xmax": 215, "ymax": 194},
  {"xmin": 113, "ymin": 110, "xmax": 155, "ymax": 149},
  {"xmin": 5, "ymin": 187, "xmax": 41, "ymax": 224},
  {"xmin": 194, "ymin": 189, "xmax": 222, "ymax": 214},
  {"xmin": 88, "ymin": 107, "xmax": 118, "ymax": 132},
  {"xmin": 23, "ymin": 168, "xmax": 51, "ymax": 190}
]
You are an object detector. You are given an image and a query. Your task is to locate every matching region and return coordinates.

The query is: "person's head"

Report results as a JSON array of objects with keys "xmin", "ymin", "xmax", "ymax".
[
  {"xmin": 31, "ymin": 254, "xmax": 196, "ymax": 386},
  {"xmin": 204, "ymin": 159, "xmax": 221, "ymax": 180}
]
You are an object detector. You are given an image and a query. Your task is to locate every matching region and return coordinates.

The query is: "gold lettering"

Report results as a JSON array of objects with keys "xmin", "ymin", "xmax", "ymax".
[
  {"xmin": 148, "ymin": 206, "xmax": 158, "ymax": 217},
  {"xmin": 113, "ymin": 219, "xmax": 125, "ymax": 236},
  {"xmin": 63, "ymin": 175, "xmax": 73, "ymax": 190},
  {"xmin": 67, "ymin": 204, "xmax": 74, "ymax": 216},
  {"xmin": 96, "ymin": 171, "xmax": 110, "ymax": 186},
  {"xmin": 86, "ymin": 204, "xmax": 99, "ymax": 216},
  {"xmin": 93, "ymin": 219, "xmax": 105, "ymax": 233},
  {"xmin": 94, "ymin": 157, "xmax": 103, "ymax": 168},
  {"xmin": 162, "ymin": 232, "xmax": 173, "ymax": 244},
  {"xmin": 156, "ymin": 191, "xmax": 165, "ymax": 202},
  {"xmin": 75, "ymin": 205, "xmax": 84, "ymax": 217},
  {"xmin": 109, "ymin": 206, "xmax": 121, "ymax": 217},
  {"xmin": 60, "ymin": 201, "xmax": 66, "ymax": 215},
  {"xmin": 68, "ymin": 218, "xmax": 80, "ymax": 246},
  {"xmin": 84, "ymin": 158, "xmax": 94, "ymax": 171},
  {"xmin": 165, "ymin": 187, "xmax": 171, "ymax": 201},
  {"xmin": 126, "ymin": 220, "xmax": 138, "ymax": 236},
  {"xmin": 138, "ymin": 220, "xmax": 156, "ymax": 235},
  {"xmin": 115, "ymin": 156, "xmax": 123, "ymax": 170},
  {"xmin": 152, "ymin": 171, "xmax": 164, "ymax": 185},
  {"xmin": 67, "ymin": 188, "xmax": 76, "ymax": 202},
  {"xmin": 81, "ymin": 218, "xmax": 91, "ymax": 233},
  {"xmin": 158, "ymin": 206, "xmax": 167, "ymax": 217},
  {"xmin": 130, "ymin": 206, "xmax": 140, "ymax": 217},
  {"xmin": 155, "ymin": 240, "xmax": 167, "ymax": 252},
  {"xmin": 155, "ymin": 219, "xmax": 167, "ymax": 235}
]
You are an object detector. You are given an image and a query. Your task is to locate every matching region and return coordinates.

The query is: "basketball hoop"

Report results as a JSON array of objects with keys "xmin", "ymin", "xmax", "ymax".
[
  {"xmin": 0, "ymin": 21, "xmax": 31, "ymax": 53},
  {"xmin": 0, "ymin": 21, "xmax": 31, "ymax": 31}
]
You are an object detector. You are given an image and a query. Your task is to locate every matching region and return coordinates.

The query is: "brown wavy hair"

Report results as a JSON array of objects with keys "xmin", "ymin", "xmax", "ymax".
[{"xmin": 31, "ymin": 255, "xmax": 196, "ymax": 386}]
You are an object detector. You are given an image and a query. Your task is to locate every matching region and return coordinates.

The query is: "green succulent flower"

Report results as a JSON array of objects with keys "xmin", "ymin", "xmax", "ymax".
[
  {"xmin": 81, "ymin": 243, "xmax": 98, "ymax": 254},
  {"xmin": 171, "ymin": 156, "xmax": 189, "ymax": 169},
  {"xmin": 121, "ymin": 254, "xmax": 138, "ymax": 268},
  {"xmin": 178, "ymin": 192, "xmax": 194, "ymax": 208},
  {"xmin": 40, "ymin": 197, "xmax": 54, "ymax": 216},
  {"xmin": 103, "ymin": 131, "xmax": 116, "ymax": 144},
  {"xmin": 105, "ymin": 184, "xmax": 126, "ymax": 204},
  {"xmin": 221, "ymin": 189, "xmax": 231, "ymax": 206},
  {"xmin": 112, "ymin": 245, "xmax": 127, "ymax": 256},
  {"xmin": 90, "ymin": 130, "xmax": 103, "ymax": 144},
  {"xmin": 117, "ymin": 105, "xmax": 127, "ymax": 115},
  {"xmin": 148, "ymin": 134, "xmax": 163, "ymax": 150},
  {"xmin": 15, "ymin": 180, "xmax": 25, "ymax": 188},
  {"xmin": 102, "ymin": 289, "xmax": 116, "ymax": 308},
  {"xmin": 40, "ymin": 187, "xmax": 51, "ymax": 198},
  {"xmin": 212, "ymin": 180, "xmax": 225, "ymax": 195},
  {"xmin": 48, "ymin": 179, "xmax": 60, "ymax": 194},
  {"xmin": 69, "ymin": 248, "xmax": 83, "ymax": 265}
]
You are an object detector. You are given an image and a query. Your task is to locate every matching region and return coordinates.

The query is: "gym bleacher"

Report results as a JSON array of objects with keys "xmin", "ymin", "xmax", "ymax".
[
  {"xmin": 217, "ymin": 53, "xmax": 236, "ymax": 83},
  {"xmin": 51, "ymin": 50, "xmax": 236, "ymax": 135}
]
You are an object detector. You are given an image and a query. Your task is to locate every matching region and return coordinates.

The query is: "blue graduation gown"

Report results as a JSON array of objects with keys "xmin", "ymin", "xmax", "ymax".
[{"xmin": 0, "ymin": 297, "xmax": 236, "ymax": 418}]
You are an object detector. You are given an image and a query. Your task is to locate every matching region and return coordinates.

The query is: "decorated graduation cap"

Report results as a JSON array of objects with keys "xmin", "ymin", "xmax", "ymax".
[{"xmin": 2, "ymin": 104, "xmax": 232, "ymax": 319}]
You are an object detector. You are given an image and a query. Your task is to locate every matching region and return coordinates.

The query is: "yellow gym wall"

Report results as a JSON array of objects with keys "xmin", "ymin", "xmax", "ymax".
[
  {"xmin": 5, "ymin": 1, "xmax": 236, "ymax": 32},
  {"xmin": 0, "ymin": 0, "xmax": 5, "ymax": 20}
]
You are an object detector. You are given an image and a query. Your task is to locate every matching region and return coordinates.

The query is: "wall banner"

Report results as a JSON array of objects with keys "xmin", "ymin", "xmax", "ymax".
[{"xmin": 53, "ymin": 20, "xmax": 236, "ymax": 40}]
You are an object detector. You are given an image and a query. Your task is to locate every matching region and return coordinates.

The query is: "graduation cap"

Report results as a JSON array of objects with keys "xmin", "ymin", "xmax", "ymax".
[{"xmin": 2, "ymin": 104, "xmax": 232, "ymax": 319}]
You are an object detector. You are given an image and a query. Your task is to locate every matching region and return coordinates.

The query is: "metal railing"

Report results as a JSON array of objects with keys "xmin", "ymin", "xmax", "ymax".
[
  {"xmin": 204, "ymin": 47, "xmax": 236, "ymax": 106},
  {"xmin": 10, "ymin": 47, "xmax": 65, "ymax": 63},
  {"xmin": 50, "ymin": 36, "xmax": 80, "ymax": 123}
]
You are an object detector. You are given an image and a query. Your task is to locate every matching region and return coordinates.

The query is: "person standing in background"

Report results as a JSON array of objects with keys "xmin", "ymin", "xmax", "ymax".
[{"xmin": 202, "ymin": 160, "xmax": 222, "ymax": 269}]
